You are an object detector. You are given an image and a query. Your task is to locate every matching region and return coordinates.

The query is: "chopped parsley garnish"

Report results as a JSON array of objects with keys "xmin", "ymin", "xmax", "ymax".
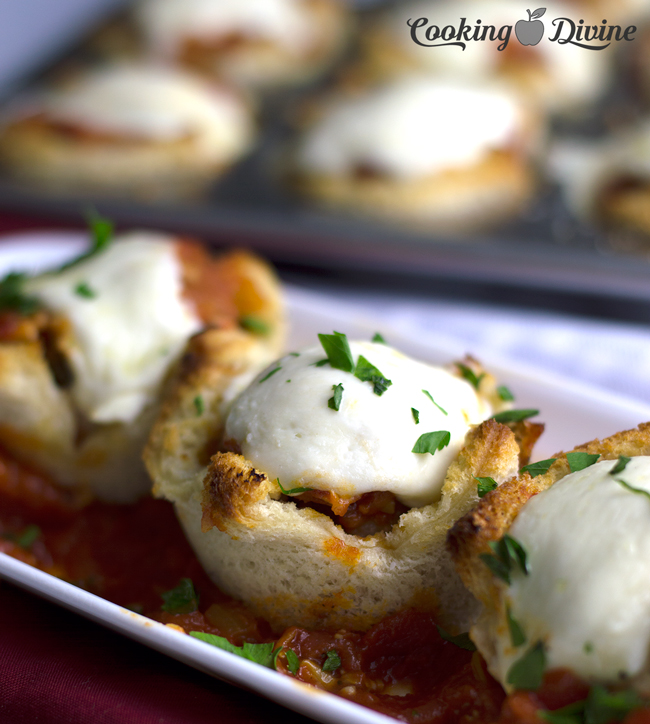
[
  {"xmin": 412, "ymin": 408, "xmax": 420, "ymax": 424},
  {"xmin": 584, "ymin": 642, "xmax": 594, "ymax": 654},
  {"xmin": 456, "ymin": 362, "xmax": 485, "ymax": 390},
  {"xmin": 15, "ymin": 524, "xmax": 41, "ymax": 549},
  {"xmin": 480, "ymin": 534, "xmax": 529, "ymax": 585},
  {"xmin": 276, "ymin": 478, "xmax": 312, "ymax": 496},
  {"xmin": 610, "ymin": 455, "xmax": 631, "ymax": 475},
  {"xmin": 422, "ymin": 389, "xmax": 448, "ymax": 415},
  {"xmin": 193, "ymin": 395, "xmax": 204, "ymax": 416},
  {"xmin": 318, "ymin": 332, "xmax": 355, "ymax": 373},
  {"xmin": 436, "ymin": 626, "xmax": 476, "ymax": 652},
  {"xmin": 492, "ymin": 409, "xmax": 539, "ymax": 424},
  {"xmin": 566, "ymin": 452, "xmax": 600, "ymax": 473},
  {"xmin": 161, "ymin": 578, "xmax": 198, "ymax": 614},
  {"xmin": 285, "ymin": 649, "xmax": 300, "ymax": 675},
  {"xmin": 289, "ymin": 352, "xmax": 300, "ymax": 357},
  {"xmin": 354, "ymin": 355, "xmax": 392, "ymax": 396},
  {"xmin": 190, "ymin": 632, "xmax": 277, "ymax": 668},
  {"xmin": 328, "ymin": 383, "xmax": 344, "ymax": 411},
  {"xmin": 372, "ymin": 332, "xmax": 386, "ymax": 344},
  {"xmin": 507, "ymin": 641, "xmax": 546, "ymax": 691},
  {"xmin": 259, "ymin": 366, "xmax": 282, "ymax": 383},
  {"xmin": 311, "ymin": 359, "xmax": 329, "ymax": 367},
  {"xmin": 412, "ymin": 431, "xmax": 451, "ymax": 455},
  {"xmin": 74, "ymin": 282, "xmax": 96, "ymax": 299},
  {"xmin": 322, "ymin": 649, "xmax": 341, "ymax": 672},
  {"xmin": 497, "ymin": 385, "xmax": 515, "ymax": 402},
  {"xmin": 240, "ymin": 315, "xmax": 270, "ymax": 335},
  {"xmin": 58, "ymin": 211, "xmax": 114, "ymax": 272},
  {"xmin": 507, "ymin": 606, "xmax": 526, "ymax": 647},
  {"xmin": 0, "ymin": 272, "xmax": 40, "ymax": 315},
  {"xmin": 521, "ymin": 459, "xmax": 556, "ymax": 478},
  {"xmin": 475, "ymin": 476, "xmax": 498, "ymax": 498},
  {"xmin": 615, "ymin": 478, "xmax": 650, "ymax": 501}
]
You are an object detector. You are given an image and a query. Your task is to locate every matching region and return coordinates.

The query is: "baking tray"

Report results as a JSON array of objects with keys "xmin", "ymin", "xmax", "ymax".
[{"xmin": 0, "ymin": 0, "xmax": 649, "ymax": 320}]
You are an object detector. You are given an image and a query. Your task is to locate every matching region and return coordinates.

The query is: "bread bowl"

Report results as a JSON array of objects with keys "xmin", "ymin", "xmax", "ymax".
[
  {"xmin": 145, "ymin": 333, "xmax": 543, "ymax": 633},
  {"xmin": 134, "ymin": 0, "xmax": 352, "ymax": 90},
  {"xmin": 0, "ymin": 229, "xmax": 284, "ymax": 503},
  {"xmin": 292, "ymin": 75, "xmax": 540, "ymax": 231},
  {"xmin": 449, "ymin": 423, "xmax": 650, "ymax": 706},
  {"xmin": 0, "ymin": 64, "xmax": 254, "ymax": 199}
]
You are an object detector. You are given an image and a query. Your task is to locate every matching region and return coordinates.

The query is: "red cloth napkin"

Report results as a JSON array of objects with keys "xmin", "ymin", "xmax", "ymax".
[{"xmin": 0, "ymin": 581, "xmax": 313, "ymax": 724}]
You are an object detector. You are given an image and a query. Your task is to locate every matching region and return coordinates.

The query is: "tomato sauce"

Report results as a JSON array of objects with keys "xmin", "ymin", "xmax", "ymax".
[{"xmin": 0, "ymin": 446, "xmax": 647, "ymax": 724}]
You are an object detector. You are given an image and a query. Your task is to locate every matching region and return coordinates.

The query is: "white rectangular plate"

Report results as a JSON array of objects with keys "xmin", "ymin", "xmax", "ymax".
[{"xmin": 1, "ymin": 233, "xmax": 649, "ymax": 724}]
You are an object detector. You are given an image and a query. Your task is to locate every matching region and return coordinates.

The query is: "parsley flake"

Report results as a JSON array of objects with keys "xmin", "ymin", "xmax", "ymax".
[
  {"xmin": 322, "ymin": 649, "xmax": 341, "ymax": 672},
  {"xmin": 436, "ymin": 626, "xmax": 476, "ymax": 652},
  {"xmin": 492, "ymin": 409, "xmax": 539, "ymax": 424},
  {"xmin": 456, "ymin": 362, "xmax": 485, "ymax": 390},
  {"xmin": 584, "ymin": 685, "xmax": 645, "ymax": 724},
  {"xmin": 59, "ymin": 211, "xmax": 114, "ymax": 272},
  {"xmin": 521, "ymin": 459, "xmax": 556, "ymax": 478},
  {"xmin": 566, "ymin": 452, "xmax": 600, "ymax": 473},
  {"xmin": 259, "ymin": 366, "xmax": 282, "ymax": 383},
  {"xmin": 318, "ymin": 332, "xmax": 355, "ymax": 372},
  {"xmin": 328, "ymin": 383, "xmax": 344, "ymax": 411},
  {"xmin": 354, "ymin": 355, "xmax": 392, "ymax": 396},
  {"xmin": 311, "ymin": 359, "xmax": 329, "ymax": 367},
  {"xmin": 498, "ymin": 385, "xmax": 515, "ymax": 402},
  {"xmin": 276, "ymin": 478, "xmax": 312, "ymax": 496},
  {"xmin": 584, "ymin": 642, "xmax": 594, "ymax": 654},
  {"xmin": 480, "ymin": 534, "xmax": 529, "ymax": 584},
  {"xmin": 190, "ymin": 632, "xmax": 277, "ymax": 668},
  {"xmin": 610, "ymin": 456, "xmax": 631, "ymax": 475},
  {"xmin": 507, "ymin": 606, "xmax": 527, "ymax": 647},
  {"xmin": 422, "ymin": 390, "xmax": 448, "ymax": 415},
  {"xmin": 289, "ymin": 352, "xmax": 300, "ymax": 357},
  {"xmin": 74, "ymin": 282, "xmax": 96, "ymax": 299},
  {"xmin": 194, "ymin": 395, "xmax": 204, "ymax": 416},
  {"xmin": 240, "ymin": 315, "xmax": 270, "ymax": 335},
  {"xmin": 412, "ymin": 408, "xmax": 420, "ymax": 424},
  {"xmin": 161, "ymin": 578, "xmax": 198, "ymax": 614},
  {"xmin": 0, "ymin": 272, "xmax": 40, "ymax": 315},
  {"xmin": 285, "ymin": 649, "xmax": 300, "ymax": 675},
  {"xmin": 412, "ymin": 431, "xmax": 451, "ymax": 455},
  {"xmin": 507, "ymin": 641, "xmax": 546, "ymax": 691},
  {"xmin": 615, "ymin": 478, "xmax": 650, "ymax": 501},
  {"xmin": 476, "ymin": 476, "xmax": 498, "ymax": 498},
  {"xmin": 15, "ymin": 524, "xmax": 41, "ymax": 549},
  {"xmin": 372, "ymin": 332, "xmax": 386, "ymax": 344}
]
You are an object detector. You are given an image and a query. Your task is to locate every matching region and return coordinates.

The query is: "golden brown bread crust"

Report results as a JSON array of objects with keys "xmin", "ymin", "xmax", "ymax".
[{"xmin": 178, "ymin": 417, "xmax": 531, "ymax": 633}]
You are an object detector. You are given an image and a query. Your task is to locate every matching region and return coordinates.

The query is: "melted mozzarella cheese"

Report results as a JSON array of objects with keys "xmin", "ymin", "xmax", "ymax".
[
  {"xmin": 136, "ymin": 0, "xmax": 316, "ymax": 56},
  {"xmin": 26, "ymin": 232, "xmax": 202, "ymax": 424},
  {"xmin": 297, "ymin": 77, "xmax": 521, "ymax": 180},
  {"xmin": 43, "ymin": 65, "xmax": 252, "ymax": 162},
  {"xmin": 491, "ymin": 457, "xmax": 650, "ymax": 686},
  {"xmin": 224, "ymin": 341, "xmax": 493, "ymax": 507}
]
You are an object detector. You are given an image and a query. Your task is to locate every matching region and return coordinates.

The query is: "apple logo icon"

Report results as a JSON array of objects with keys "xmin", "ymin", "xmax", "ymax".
[{"xmin": 515, "ymin": 7, "xmax": 546, "ymax": 46}]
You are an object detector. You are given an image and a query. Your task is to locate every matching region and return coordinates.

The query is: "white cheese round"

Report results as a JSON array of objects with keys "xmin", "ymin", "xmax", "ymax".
[
  {"xmin": 224, "ymin": 341, "xmax": 493, "ymax": 507},
  {"xmin": 297, "ymin": 76, "xmax": 521, "ymax": 180},
  {"xmin": 494, "ymin": 456, "xmax": 650, "ymax": 685},
  {"xmin": 26, "ymin": 232, "xmax": 202, "ymax": 424},
  {"xmin": 43, "ymin": 65, "xmax": 252, "ymax": 162}
]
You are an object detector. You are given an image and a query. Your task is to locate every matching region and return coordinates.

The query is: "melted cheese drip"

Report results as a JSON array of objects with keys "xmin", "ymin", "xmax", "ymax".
[
  {"xmin": 297, "ymin": 76, "xmax": 521, "ymax": 179},
  {"xmin": 491, "ymin": 457, "xmax": 650, "ymax": 687},
  {"xmin": 26, "ymin": 232, "xmax": 202, "ymax": 424},
  {"xmin": 224, "ymin": 341, "xmax": 493, "ymax": 507},
  {"xmin": 43, "ymin": 65, "xmax": 252, "ymax": 161},
  {"xmin": 136, "ymin": 0, "xmax": 316, "ymax": 55}
]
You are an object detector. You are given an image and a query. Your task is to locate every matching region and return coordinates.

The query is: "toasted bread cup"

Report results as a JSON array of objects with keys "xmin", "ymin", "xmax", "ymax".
[
  {"xmin": 145, "ymin": 334, "xmax": 543, "ymax": 633},
  {"xmin": 449, "ymin": 423, "xmax": 650, "ymax": 694},
  {"xmin": 0, "ymin": 238, "xmax": 284, "ymax": 504}
]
